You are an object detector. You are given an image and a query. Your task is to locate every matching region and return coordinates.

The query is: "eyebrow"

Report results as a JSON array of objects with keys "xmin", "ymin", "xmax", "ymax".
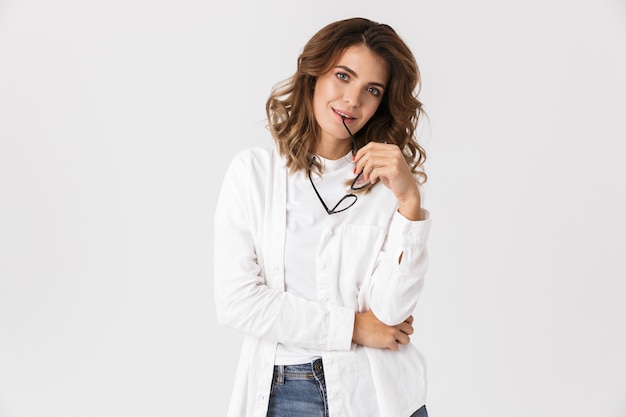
[{"xmin": 335, "ymin": 65, "xmax": 386, "ymax": 90}]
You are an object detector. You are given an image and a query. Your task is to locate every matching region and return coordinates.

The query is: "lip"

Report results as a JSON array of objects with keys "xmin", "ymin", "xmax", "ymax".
[{"xmin": 332, "ymin": 107, "xmax": 357, "ymax": 123}]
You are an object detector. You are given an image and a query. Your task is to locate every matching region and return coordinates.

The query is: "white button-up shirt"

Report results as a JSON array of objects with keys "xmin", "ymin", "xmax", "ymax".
[{"xmin": 214, "ymin": 145, "xmax": 432, "ymax": 417}]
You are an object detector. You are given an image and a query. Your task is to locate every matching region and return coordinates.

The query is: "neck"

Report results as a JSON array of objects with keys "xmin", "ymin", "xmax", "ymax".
[{"xmin": 314, "ymin": 142, "xmax": 352, "ymax": 161}]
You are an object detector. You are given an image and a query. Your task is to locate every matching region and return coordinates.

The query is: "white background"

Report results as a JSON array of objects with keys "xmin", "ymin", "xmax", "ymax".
[{"xmin": 1, "ymin": 0, "xmax": 625, "ymax": 416}]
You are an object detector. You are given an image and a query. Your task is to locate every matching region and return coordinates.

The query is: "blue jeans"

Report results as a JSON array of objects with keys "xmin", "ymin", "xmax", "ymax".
[
  {"xmin": 266, "ymin": 358, "xmax": 429, "ymax": 417},
  {"xmin": 267, "ymin": 358, "xmax": 328, "ymax": 417},
  {"xmin": 411, "ymin": 405, "xmax": 429, "ymax": 417}
]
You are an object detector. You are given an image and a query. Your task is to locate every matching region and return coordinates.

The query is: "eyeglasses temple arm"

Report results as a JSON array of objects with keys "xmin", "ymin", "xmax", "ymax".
[{"xmin": 341, "ymin": 116, "xmax": 358, "ymax": 151}]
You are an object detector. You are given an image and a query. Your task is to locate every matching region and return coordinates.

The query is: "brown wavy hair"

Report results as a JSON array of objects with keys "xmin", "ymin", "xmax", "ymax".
[{"xmin": 266, "ymin": 17, "xmax": 427, "ymax": 185}]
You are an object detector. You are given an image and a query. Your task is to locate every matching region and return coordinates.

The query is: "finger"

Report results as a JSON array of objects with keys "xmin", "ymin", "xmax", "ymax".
[
  {"xmin": 395, "ymin": 331, "xmax": 411, "ymax": 345},
  {"xmin": 354, "ymin": 143, "xmax": 393, "ymax": 172},
  {"xmin": 405, "ymin": 315, "xmax": 414, "ymax": 324},
  {"xmin": 361, "ymin": 164, "xmax": 386, "ymax": 185},
  {"xmin": 397, "ymin": 321, "xmax": 414, "ymax": 336},
  {"xmin": 361, "ymin": 156, "xmax": 400, "ymax": 181}
]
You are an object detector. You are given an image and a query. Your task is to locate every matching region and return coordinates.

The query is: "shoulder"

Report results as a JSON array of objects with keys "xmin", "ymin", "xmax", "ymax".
[
  {"xmin": 222, "ymin": 143, "xmax": 285, "ymax": 192},
  {"xmin": 228, "ymin": 143, "xmax": 281, "ymax": 172}
]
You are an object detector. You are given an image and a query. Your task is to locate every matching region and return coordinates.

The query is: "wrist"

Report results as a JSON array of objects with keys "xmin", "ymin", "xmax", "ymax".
[{"xmin": 397, "ymin": 194, "xmax": 422, "ymax": 221}]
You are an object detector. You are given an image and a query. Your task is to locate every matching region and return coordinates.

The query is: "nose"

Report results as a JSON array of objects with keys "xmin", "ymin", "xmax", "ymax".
[{"xmin": 343, "ymin": 85, "xmax": 361, "ymax": 107}]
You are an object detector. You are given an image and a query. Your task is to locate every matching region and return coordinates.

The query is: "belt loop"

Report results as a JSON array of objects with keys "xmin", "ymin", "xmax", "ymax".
[
  {"xmin": 274, "ymin": 365, "xmax": 285, "ymax": 385},
  {"xmin": 312, "ymin": 358, "xmax": 324, "ymax": 377}
]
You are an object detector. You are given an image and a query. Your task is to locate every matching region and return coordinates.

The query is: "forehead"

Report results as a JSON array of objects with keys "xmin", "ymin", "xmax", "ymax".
[{"xmin": 334, "ymin": 45, "xmax": 389, "ymax": 84}]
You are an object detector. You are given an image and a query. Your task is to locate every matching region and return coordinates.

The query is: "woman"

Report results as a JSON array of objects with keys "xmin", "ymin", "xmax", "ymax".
[{"xmin": 214, "ymin": 17, "xmax": 431, "ymax": 417}]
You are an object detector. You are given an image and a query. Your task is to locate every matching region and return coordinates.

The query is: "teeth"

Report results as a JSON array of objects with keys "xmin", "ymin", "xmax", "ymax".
[{"xmin": 335, "ymin": 110, "xmax": 351, "ymax": 118}]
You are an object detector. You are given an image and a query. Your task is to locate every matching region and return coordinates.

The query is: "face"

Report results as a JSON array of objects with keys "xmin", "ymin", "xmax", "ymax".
[{"xmin": 312, "ymin": 45, "xmax": 389, "ymax": 158}]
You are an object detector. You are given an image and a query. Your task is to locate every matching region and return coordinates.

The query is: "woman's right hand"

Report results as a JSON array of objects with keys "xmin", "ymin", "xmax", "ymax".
[{"xmin": 352, "ymin": 310, "xmax": 414, "ymax": 351}]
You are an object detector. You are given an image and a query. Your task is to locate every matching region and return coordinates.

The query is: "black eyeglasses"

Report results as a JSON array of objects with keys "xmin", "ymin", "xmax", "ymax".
[
  {"xmin": 343, "ymin": 116, "xmax": 371, "ymax": 191},
  {"xmin": 307, "ymin": 117, "xmax": 370, "ymax": 215}
]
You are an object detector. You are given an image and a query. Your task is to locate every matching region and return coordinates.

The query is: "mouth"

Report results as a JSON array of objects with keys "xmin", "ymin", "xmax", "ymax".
[{"xmin": 333, "ymin": 108, "xmax": 356, "ymax": 121}]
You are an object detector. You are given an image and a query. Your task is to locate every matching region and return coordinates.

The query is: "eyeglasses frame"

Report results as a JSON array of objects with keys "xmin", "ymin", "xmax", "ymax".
[{"xmin": 307, "ymin": 117, "xmax": 369, "ymax": 215}]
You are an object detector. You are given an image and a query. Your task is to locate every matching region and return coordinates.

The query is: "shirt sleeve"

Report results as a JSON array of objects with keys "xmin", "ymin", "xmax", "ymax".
[
  {"xmin": 361, "ymin": 209, "xmax": 432, "ymax": 326},
  {"xmin": 213, "ymin": 149, "xmax": 354, "ymax": 351}
]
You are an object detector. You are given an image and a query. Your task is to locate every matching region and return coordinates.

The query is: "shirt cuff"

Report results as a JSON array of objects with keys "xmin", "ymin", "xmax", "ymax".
[
  {"xmin": 388, "ymin": 208, "xmax": 431, "ymax": 249},
  {"xmin": 324, "ymin": 304, "xmax": 355, "ymax": 351}
]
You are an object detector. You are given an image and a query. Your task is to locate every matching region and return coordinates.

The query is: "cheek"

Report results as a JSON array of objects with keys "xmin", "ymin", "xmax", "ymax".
[
  {"xmin": 313, "ymin": 81, "xmax": 337, "ymax": 115},
  {"xmin": 363, "ymin": 100, "xmax": 382, "ymax": 121},
  {"xmin": 314, "ymin": 79, "xmax": 336, "ymax": 101},
  {"xmin": 312, "ymin": 91, "xmax": 324, "ymax": 119}
]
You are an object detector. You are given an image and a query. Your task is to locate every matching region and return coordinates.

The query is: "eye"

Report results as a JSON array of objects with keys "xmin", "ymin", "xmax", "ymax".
[
  {"xmin": 367, "ymin": 86, "xmax": 381, "ymax": 96},
  {"xmin": 336, "ymin": 72, "xmax": 349, "ymax": 81}
]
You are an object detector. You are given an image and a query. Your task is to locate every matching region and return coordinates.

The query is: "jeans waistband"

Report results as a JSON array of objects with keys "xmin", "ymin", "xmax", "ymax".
[{"xmin": 273, "ymin": 358, "xmax": 324, "ymax": 384}]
